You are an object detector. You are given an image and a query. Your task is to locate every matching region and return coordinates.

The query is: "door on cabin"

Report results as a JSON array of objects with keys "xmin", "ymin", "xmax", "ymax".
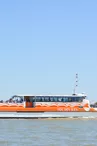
[{"xmin": 24, "ymin": 96, "xmax": 36, "ymax": 108}]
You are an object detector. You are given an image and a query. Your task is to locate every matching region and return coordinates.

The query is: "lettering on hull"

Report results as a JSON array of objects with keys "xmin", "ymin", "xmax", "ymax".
[{"xmin": 57, "ymin": 107, "xmax": 78, "ymax": 112}]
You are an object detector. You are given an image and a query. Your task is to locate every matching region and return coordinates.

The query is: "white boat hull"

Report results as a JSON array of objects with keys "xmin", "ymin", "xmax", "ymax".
[{"xmin": 0, "ymin": 112, "xmax": 97, "ymax": 119}]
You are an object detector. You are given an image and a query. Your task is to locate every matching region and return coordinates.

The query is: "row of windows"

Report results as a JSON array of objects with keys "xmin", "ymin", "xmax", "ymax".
[{"xmin": 30, "ymin": 96, "xmax": 84, "ymax": 102}]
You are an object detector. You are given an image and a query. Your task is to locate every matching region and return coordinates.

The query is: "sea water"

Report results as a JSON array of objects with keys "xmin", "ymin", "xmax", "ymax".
[{"xmin": 0, "ymin": 118, "xmax": 97, "ymax": 146}]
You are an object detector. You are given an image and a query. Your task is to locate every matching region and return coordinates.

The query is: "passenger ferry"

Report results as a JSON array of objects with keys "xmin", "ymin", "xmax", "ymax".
[
  {"xmin": 0, "ymin": 74, "xmax": 96, "ymax": 118},
  {"xmin": 0, "ymin": 93, "xmax": 97, "ymax": 118}
]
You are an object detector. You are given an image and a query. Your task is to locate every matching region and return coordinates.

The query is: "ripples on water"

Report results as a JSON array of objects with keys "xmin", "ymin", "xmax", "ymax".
[{"xmin": 0, "ymin": 118, "xmax": 97, "ymax": 146}]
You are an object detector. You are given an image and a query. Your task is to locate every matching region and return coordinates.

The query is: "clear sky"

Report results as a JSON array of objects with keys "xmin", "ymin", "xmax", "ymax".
[{"xmin": 0, "ymin": 0, "xmax": 97, "ymax": 101}]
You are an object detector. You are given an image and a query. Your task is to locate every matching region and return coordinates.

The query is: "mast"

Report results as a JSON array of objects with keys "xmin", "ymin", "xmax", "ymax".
[{"xmin": 73, "ymin": 73, "xmax": 78, "ymax": 95}]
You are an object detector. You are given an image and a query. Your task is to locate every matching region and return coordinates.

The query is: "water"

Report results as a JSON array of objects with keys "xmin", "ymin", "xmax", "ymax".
[{"xmin": 0, "ymin": 119, "xmax": 97, "ymax": 146}]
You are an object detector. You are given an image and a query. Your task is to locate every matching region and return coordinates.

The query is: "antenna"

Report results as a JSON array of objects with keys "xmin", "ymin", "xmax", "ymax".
[{"xmin": 73, "ymin": 73, "xmax": 78, "ymax": 95}]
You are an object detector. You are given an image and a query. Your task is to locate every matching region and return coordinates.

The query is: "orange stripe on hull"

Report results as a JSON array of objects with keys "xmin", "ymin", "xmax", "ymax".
[{"xmin": 0, "ymin": 105, "xmax": 89, "ymax": 112}]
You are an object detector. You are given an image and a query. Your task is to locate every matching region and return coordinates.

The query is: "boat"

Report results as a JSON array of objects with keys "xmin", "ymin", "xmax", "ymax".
[
  {"xmin": 0, "ymin": 93, "xmax": 97, "ymax": 119},
  {"xmin": 0, "ymin": 74, "xmax": 96, "ymax": 119}
]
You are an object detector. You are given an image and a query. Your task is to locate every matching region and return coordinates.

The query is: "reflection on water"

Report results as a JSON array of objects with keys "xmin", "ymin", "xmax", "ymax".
[{"xmin": 0, "ymin": 119, "xmax": 97, "ymax": 146}]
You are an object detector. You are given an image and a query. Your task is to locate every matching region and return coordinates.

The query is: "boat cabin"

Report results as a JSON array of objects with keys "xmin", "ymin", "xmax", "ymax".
[{"xmin": 10, "ymin": 94, "xmax": 86, "ymax": 108}]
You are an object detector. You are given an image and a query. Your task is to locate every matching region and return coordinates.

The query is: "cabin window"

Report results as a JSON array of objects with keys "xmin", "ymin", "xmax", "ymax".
[
  {"xmin": 76, "ymin": 97, "xmax": 82, "ymax": 102},
  {"xmin": 76, "ymin": 97, "xmax": 79, "ymax": 102},
  {"xmin": 72, "ymin": 97, "xmax": 76, "ymax": 102},
  {"xmin": 62, "ymin": 98, "xmax": 65, "ymax": 102},
  {"xmin": 50, "ymin": 97, "xmax": 54, "ymax": 102},
  {"xmin": 71, "ymin": 97, "xmax": 83, "ymax": 102},
  {"xmin": 68, "ymin": 97, "xmax": 72, "ymax": 102},
  {"xmin": 41, "ymin": 97, "xmax": 45, "ymax": 102},
  {"xmin": 36, "ymin": 96, "xmax": 42, "ymax": 102},
  {"xmin": 41, "ymin": 96, "xmax": 50, "ymax": 102},
  {"xmin": 44, "ymin": 97, "xmax": 50, "ymax": 102},
  {"xmin": 57, "ymin": 97, "xmax": 63, "ymax": 102},
  {"xmin": 63, "ymin": 97, "xmax": 68, "ymax": 102},
  {"xmin": 79, "ymin": 97, "xmax": 83, "ymax": 102},
  {"xmin": 30, "ymin": 96, "xmax": 84, "ymax": 102},
  {"xmin": 53, "ymin": 97, "xmax": 58, "ymax": 102},
  {"xmin": 12, "ymin": 96, "xmax": 23, "ymax": 103}
]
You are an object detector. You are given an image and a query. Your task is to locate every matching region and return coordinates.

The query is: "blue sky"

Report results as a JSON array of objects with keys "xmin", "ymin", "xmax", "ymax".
[{"xmin": 0, "ymin": 0, "xmax": 97, "ymax": 101}]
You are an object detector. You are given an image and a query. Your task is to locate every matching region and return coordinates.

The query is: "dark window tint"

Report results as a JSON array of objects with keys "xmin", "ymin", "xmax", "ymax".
[
  {"xmin": 32, "ymin": 96, "xmax": 84, "ymax": 102},
  {"xmin": 30, "ymin": 97, "xmax": 35, "ymax": 102},
  {"xmin": 57, "ymin": 97, "xmax": 63, "ymax": 102},
  {"xmin": 36, "ymin": 96, "xmax": 42, "ymax": 102},
  {"xmin": 50, "ymin": 97, "xmax": 54, "ymax": 102},
  {"xmin": 53, "ymin": 97, "xmax": 58, "ymax": 102},
  {"xmin": 41, "ymin": 97, "xmax": 45, "ymax": 102},
  {"xmin": 44, "ymin": 97, "xmax": 50, "ymax": 102},
  {"xmin": 65, "ymin": 97, "xmax": 68, "ymax": 102},
  {"xmin": 68, "ymin": 97, "xmax": 72, "ymax": 102}
]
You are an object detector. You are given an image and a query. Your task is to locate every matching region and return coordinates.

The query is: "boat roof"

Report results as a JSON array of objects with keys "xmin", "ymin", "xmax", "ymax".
[{"xmin": 13, "ymin": 93, "xmax": 86, "ymax": 97}]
